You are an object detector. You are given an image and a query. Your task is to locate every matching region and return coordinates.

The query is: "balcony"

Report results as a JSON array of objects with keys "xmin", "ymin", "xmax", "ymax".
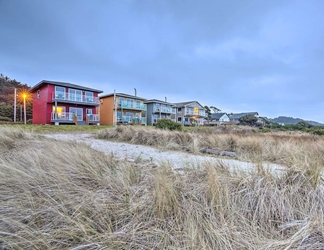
[
  {"xmin": 118, "ymin": 101, "xmax": 146, "ymax": 111},
  {"xmin": 153, "ymin": 106, "xmax": 176, "ymax": 113},
  {"xmin": 185, "ymin": 110, "xmax": 207, "ymax": 117},
  {"xmin": 51, "ymin": 112, "xmax": 99, "ymax": 123},
  {"xmin": 52, "ymin": 92, "xmax": 99, "ymax": 105}
]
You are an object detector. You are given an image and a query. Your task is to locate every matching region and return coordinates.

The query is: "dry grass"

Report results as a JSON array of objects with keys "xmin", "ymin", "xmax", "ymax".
[
  {"xmin": 1, "ymin": 127, "xmax": 324, "ymax": 249},
  {"xmin": 97, "ymin": 126, "xmax": 324, "ymax": 168}
]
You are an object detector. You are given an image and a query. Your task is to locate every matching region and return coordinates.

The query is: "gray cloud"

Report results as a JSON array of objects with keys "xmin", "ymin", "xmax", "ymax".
[{"xmin": 1, "ymin": 0, "xmax": 324, "ymax": 122}]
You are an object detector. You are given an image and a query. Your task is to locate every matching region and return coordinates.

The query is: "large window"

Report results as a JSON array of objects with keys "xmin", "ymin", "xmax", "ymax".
[
  {"xmin": 52, "ymin": 106, "xmax": 66, "ymax": 119},
  {"xmin": 69, "ymin": 89, "xmax": 82, "ymax": 102},
  {"xmin": 55, "ymin": 86, "xmax": 65, "ymax": 99},
  {"xmin": 126, "ymin": 98, "xmax": 134, "ymax": 108},
  {"xmin": 70, "ymin": 107, "xmax": 83, "ymax": 121},
  {"xmin": 155, "ymin": 103, "xmax": 161, "ymax": 112},
  {"xmin": 85, "ymin": 92, "xmax": 93, "ymax": 103},
  {"xmin": 136, "ymin": 100, "xmax": 141, "ymax": 108},
  {"xmin": 126, "ymin": 112, "xmax": 134, "ymax": 118}
]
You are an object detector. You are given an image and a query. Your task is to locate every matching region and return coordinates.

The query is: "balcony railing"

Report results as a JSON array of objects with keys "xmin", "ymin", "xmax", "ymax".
[
  {"xmin": 153, "ymin": 106, "xmax": 176, "ymax": 113},
  {"xmin": 117, "ymin": 116, "xmax": 146, "ymax": 125},
  {"xmin": 86, "ymin": 114, "xmax": 100, "ymax": 122},
  {"xmin": 52, "ymin": 92, "xmax": 99, "ymax": 104},
  {"xmin": 119, "ymin": 101, "xmax": 146, "ymax": 110},
  {"xmin": 51, "ymin": 112, "xmax": 99, "ymax": 122},
  {"xmin": 185, "ymin": 110, "xmax": 207, "ymax": 117}
]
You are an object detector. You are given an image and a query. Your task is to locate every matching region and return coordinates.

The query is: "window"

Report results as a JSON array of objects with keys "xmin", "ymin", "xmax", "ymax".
[
  {"xmin": 55, "ymin": 86, "xmax": 65, "ymax": 99},
  {"xmin": 85, "ymin": 92, "xmax": 93, "ymax": 103},
  {"xmin": 177, "ymin": 108, "xmax": 182, "ymax": 113},
  {"xmin": 52, "ymin": 106, "xmax": 66, "ymax": 119},
  {"xmin": 69, "ymin": 107, "xmax": 83, "ymax": 121},
  {"xmin": 177, "ymin": 117, "xmax": 182, "ymax": 122},
  {"xmin": 69, "ymin": 89, "xmax": 82, "ymax": 102},
  {"xmin": 86, "ymin": 109, "xmax": 92, "ymax": 114},
  {"xmin": 126, "ymin": 112, "xmax": 134, "ymax": 118},
  {"xmin": 136, "ymin": 100, "xmax": 141, "ymax": 108},
  {"xmin": 37, "ymin": 90, "xmax": 40, "ymax": 98},
  {"xmin": 126, "ymin": 112, "xmax": 134, "ymax": 122},
  {"xmin": 126, "ymin": 98, "xmax": 134, "ymax": 108}
]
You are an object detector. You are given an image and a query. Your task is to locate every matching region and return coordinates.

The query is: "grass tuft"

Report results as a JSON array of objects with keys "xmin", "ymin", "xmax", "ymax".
[{"xmin": 1, "ymin": 126, "xmax": 324, "ymax": 249}]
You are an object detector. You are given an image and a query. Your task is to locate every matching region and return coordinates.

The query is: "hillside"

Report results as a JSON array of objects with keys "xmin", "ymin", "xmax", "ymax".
[{"xmin": 269, "ymin": 116, "xmax": 324, "ymax": 126}]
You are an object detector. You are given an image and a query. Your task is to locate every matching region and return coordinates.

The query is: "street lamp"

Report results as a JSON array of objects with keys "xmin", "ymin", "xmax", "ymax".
[{"xmin": 23, "ymin": 93, "xmax": 26, "ymax": 125}]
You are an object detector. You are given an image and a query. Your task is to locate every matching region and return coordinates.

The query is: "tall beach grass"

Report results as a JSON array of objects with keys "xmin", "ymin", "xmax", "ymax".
[{"xmin": 1, "ymin": 127, "xmax": 324, "ymax": 249}]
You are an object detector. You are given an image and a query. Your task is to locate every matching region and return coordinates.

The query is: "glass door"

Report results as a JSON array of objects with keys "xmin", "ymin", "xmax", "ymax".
[{"xmin": 69, "ymin": 107, "xmax": 83, "ymax": 121}]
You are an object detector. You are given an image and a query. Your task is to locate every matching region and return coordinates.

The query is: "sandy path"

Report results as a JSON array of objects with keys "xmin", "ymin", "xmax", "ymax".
[{"xmin": 44, "ymin": 133, "xmax": 284, "ymax": 173}]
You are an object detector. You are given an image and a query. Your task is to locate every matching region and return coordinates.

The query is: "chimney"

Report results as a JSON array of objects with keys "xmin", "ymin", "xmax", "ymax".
[
  {"xmin": 134, "ymin": 88, "xmax": 137, "ymax": 96},
  {"xmin": 165, "ymin": 97, "xmax": 167, "ymax": 102}
]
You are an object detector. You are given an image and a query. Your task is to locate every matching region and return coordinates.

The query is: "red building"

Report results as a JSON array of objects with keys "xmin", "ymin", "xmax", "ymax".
[{"xmin": 30, "ymin": 80, "xmax": 103, "ymax": 125}]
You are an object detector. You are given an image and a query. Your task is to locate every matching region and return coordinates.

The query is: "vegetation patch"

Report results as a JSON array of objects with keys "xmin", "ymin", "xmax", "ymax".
[
  {"xmin": 1, "ymin": 127, "xmax": 324, "ymax": 249},
  {"xmin": 155, "ymin": 118, "xmax": 182, "ymax": 131}
]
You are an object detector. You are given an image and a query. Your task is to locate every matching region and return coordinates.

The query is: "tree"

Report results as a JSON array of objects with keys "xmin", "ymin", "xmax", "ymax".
[
  {"xmin": 296, "ymin": 121, "xmax": 313, "ymax": 129},
  {"xmin": 0, "ymin": 74, "xmax": 32, "ymax": 122},
  {"xmin": 238, "ymin": 114, "xmax": 258, "ymax": 126},
  {"xmin": 204, "ymin": 106, "xmax": 211, "ymax": 118},
  {"xmin": 210, "ymin": 106, "xmax": 221, "ymax": 113}
]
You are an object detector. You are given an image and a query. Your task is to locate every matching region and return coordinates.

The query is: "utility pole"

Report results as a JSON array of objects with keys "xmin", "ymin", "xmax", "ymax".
[
  {"xmin": 114, "ymin": 90, "xmax": 117, "ymax": 128},
  {"xmin": 20, "ymin": 105, "xmax": 22, "ymax": 121},
  {"xmin": 14, "ymin": 88, "xmax": 17, "ymax": 122}
]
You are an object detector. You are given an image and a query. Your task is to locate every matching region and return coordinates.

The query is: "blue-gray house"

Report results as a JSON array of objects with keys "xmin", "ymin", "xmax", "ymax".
[{"xmin": 144, "ymin": 99, "xmax": 176, "ymax": 126}]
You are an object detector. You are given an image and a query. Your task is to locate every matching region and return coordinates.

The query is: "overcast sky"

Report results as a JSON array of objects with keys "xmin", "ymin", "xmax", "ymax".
[{"xmin": 1, "ymin": 0, "xmax": 324, "ymax": 122}]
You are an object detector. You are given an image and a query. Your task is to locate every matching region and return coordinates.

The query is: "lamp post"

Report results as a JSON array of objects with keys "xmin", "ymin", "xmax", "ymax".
[{"xmin": 23, "ymin": 94, "xmax": 26, "ymax": 124}]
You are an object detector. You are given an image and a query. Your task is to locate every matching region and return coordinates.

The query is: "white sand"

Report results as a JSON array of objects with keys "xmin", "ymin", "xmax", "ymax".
[{"xmin": 44, "ymin": 133, "xmax": 284, "ymax": 173}]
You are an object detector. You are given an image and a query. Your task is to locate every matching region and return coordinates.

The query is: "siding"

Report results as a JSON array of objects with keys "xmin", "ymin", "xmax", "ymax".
[
  {"xmin": 32, "ymin": 84, "xmax": 50, "ymax": 124},
  {"xmin": 100, "ymin": 96, "xmax": 114, "ymax": 125}
]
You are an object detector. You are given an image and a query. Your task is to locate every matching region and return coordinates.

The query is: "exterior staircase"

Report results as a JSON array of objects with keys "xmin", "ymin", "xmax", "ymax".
[{"xmin": 77, "ymin": 120, "xmax": 88, "ymax": 126}]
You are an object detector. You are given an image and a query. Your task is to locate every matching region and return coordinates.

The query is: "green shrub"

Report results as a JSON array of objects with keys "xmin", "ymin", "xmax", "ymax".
[
  {"xmin": 258, "ymin": 127, "xmax": 271, "ymax": 133},
  {"xmin": 0, "ymin": 116, "xmax": 12, "ymax": 122},
  {"xmin": 311, "ymin": 129, "xmax": 324, "ymax": 136},
  {"xmin": 155, "ymin": 119, "xmax": 182, "ymax": 131}
]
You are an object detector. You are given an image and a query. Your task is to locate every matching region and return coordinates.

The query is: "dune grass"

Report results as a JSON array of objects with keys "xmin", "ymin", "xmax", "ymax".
[
  {"xmin": 97, "ymin": 126, "xmax": 324, "ymax": 169},
  {"xmin": 1, "ymin": 127, "xmax": 324, "ymax": 249}
]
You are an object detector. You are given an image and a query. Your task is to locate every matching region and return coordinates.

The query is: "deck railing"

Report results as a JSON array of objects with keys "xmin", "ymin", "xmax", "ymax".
[
  {"xmin": 51, "ymin": 112, "xmax": 99, "ymax": 122},
  {"xmin": 118, "ymin": 101, "xmax": 146, "ymax": 110},
  {"xmin": 153, "ymin": 106, "xmax": 176, "ymax": 113},
  {"xmin": 52, "ymin": 92, "xmax": 99, "ymax": 104},
  {"xmin": 185, "ymin": 110, "xmax": 207, "ymax": 117},
  {"xmin": 117, "ymin": 116, "xmax": 146, "ymax": 125}
]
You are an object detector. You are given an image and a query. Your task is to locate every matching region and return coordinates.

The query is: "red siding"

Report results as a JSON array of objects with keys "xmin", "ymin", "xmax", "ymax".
[{"xmin": 32, "ymin": 85, "xmax": 50, "ymax": 124}]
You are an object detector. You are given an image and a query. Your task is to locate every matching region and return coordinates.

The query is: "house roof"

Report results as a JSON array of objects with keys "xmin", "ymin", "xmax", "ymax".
[
  {"xmin": 211, "ymin": 113, "xmax": 228, "ymax": 119},
  {"xmin": 99, "ymin": 92, "xmax": 146, "ymax": 100},
  {"xmin": 30, "ymin": 80, "xmax": 103, "ymax": 93},
  {"xmin": 144, "ymin": 99, "xmax": 174, "ymax": 105},
  {"xmin": 229, "ymin": 112, "xmax": 259, "ymax": 119},
  {"xmin": 172, "ymin": 101, "xmax": 204, "ymax": 108}
]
